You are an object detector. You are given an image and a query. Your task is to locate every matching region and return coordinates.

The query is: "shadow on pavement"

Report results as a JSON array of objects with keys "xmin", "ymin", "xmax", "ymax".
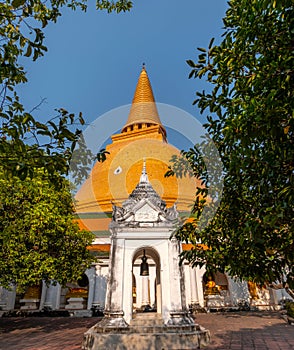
[{"xmin": 0, "ymin": 312, "xmax": 292, "ymax": 350}]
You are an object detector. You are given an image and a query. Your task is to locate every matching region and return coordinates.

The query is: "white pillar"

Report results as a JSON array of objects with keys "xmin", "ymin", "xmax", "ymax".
[
  {"xmin": 92, "ymin": 265, "xmax": 102, "ymax": 308},
  {"xmin": 44, "ymin": 283, "xmax": 54, "ymax": 309},
  {"xmin": 86, "ymin": 268, "xmax": 95, "ymax": 310},
  {"xmin": 43, "ymin": 282, "xmax": 61, "ymax": 310},
  {"xmin": 141, "ymin": 276, "xmax": 150, "ymax": 306},
  {"xmin": 189, "ymin": 266, "xmax": 199, "ymax": 305},
  {"xmin": 166, "ymin": 237, "xmax": 193, "ymax": 325},
  {"xmin": 0, "ymin": 286, "xmax": 16, "ymax": 311},
  {"xmin": 39, "ymin": 281, "xmax": 47, "ymax": 310},
  {"xmin": 168, "ymin": 237, "xmax": 183, "ymax": 310},
  {"xmin": 133, "ymin": 265, "xmax": 141, "ymax": 308},
  {"xmin": 197, "ymin": 266, "xmax": 206, "ymax": 307},
  {"xmin": 149, "ymin": 266, "xmax": 156, "ymax": 308},
  {"xmin": 105, "ymin": 238, "xmax": 125, "ymax": 311},
  {"xmin": 102, "ymin": 237, "xmax": 128, "ymax": 327}
]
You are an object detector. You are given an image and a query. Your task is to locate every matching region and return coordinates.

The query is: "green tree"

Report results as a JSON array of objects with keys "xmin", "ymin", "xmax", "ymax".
[
  {"xmin": 0, "ymin": 168, "xmax": 95, "ymax": 290},
  {"xmin": 175, "ymin": 0, "xmax": 293, "ymax": 289},
  {"xmin": 0, "ymin": 0, "xmax": 132, "ymax": 181},
  {"xmin": 0, "ymin": 0, "xmax": 130, "ymax": 290},
  {"xmin": 0, "ymin": 0, "xmax": 131, "ymax": 291}
]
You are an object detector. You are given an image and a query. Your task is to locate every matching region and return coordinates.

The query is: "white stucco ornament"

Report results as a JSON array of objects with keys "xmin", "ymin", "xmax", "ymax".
[{"xmin": 112, "ymin": 159, "xmax": 178, "ymax": 226}]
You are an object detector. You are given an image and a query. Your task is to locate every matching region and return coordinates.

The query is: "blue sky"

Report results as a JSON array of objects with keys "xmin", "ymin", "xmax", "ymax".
[{"xmin": 18, "ymin": 0, "xmax": 228, "ymax": 150}]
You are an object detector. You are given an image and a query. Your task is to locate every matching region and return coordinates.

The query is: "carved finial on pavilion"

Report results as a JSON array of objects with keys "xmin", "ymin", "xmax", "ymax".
[{"xmin": 139, "ymin": 158, "xmax": 149, "ymax": 183}]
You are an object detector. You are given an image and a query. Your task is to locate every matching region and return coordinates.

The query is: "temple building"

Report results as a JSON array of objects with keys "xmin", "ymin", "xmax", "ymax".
[{"xmin": 0, "ymin": 66, "xmax": 291, "ymax": 315}]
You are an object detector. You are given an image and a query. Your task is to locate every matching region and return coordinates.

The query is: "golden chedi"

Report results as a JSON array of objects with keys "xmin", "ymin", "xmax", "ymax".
[{"xmin": 75, "ymin": 66, "xmax": 199, "ymax": 238}]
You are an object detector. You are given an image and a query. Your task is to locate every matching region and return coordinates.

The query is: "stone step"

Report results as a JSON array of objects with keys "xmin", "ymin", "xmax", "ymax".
[
  {"xmin": 130, "ymin": 313, "xmax": 164, "ymax": 326},
  {"xmin": 83, "ymin": 326, "xmax": 211, "ymax": 349},
  {"xmin": 128, "ymin": 324, "xmax": 198, "ymax": 334},
  {"xmin": 129, "ymin": 314, "xmax": 202, "ymax": 334},
  {"xmin": 93, "ymin": 323, "xmax": 201, "ymax": 335},
  {"xmin": 133, "ymin": 312, "xmax": 161, "ymax": 318}
]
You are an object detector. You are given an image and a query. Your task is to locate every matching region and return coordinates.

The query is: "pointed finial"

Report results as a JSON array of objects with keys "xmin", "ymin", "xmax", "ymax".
[
  {"xmin": 142, "ymin": 62, "xmax": 146, "ymax": 70},
  {"xmin": 139, "ymin": 158, "xmax": 149, "ymax": 183},
  {"xmin": 121, "ymin": 65, "xmax": 167, "ymax": 140}
]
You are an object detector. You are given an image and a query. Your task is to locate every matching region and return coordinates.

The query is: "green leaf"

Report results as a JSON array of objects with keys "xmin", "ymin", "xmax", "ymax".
[
  {"xmin": 12, "ymin": 0, "xmax": 26, "ymax": 8},
  {"xmin": 24, "ymin": 45, "xmax": 32, "ymax": 57},
  {"xmin": 182, "ymin": 0, "xmax": 294, "ymax": 287},
  {"xmin": 208, "ymin": 38, "xmax": 215, "ymax": 49},
  {"xmin": 186, "ymin": 60, "xmax": 196, "ymax": 67}
]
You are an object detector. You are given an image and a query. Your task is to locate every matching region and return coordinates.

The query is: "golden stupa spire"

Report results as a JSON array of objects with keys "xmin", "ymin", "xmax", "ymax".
[
  {"xmin": 121, "ymin": 65, "xmax": 166, "ymax": 138},
  {"xmin": 131, "ymin": 63, "xmax": 156, "ymax": 104}
]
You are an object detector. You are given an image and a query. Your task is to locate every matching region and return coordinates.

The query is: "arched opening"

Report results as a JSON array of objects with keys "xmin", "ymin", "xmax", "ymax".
[
  {"xmin": 65, "ymin": 273, "xmax": 89, "ymax": 309},
  {"xmin": 18, "ymin": 283, "xmax": 42, "ymax": 310},
  {"xmin": 132, "ymin": 246, "xmax": 161, "ymax": 316},
  {"xmin": 203, "ymin": 271, "xmax": 230, "ymax": 308},
  {"xmin": 203, "ymin": 271, "xmax": 229, "ymax": 295}
]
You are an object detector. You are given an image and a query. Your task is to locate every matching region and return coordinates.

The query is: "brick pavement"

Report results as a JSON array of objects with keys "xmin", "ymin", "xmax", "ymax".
[
  {"xmin": 0, "ymin": 311, "xmax": 293, "ymax": 350},
  {"xmin": 194, "ymin": 311, "xmax": 293, "ymax": 350}
]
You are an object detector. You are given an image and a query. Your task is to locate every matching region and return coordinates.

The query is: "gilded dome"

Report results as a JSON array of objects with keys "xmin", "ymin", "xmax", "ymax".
[
  {"xmin": 75, "ymin": 67, "xmax": 199, "ymax": 234},
  {"xmin": 75, "ymin": 137, "xmax": 197, "ymax": 213}
]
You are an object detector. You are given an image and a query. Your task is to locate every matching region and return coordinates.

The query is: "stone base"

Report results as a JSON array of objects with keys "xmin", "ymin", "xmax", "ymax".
[
  {"xmin": 20, "ymin": 299, "xmax": 40, "ymax": 310},
  {"xmin": 206, "ymin": 295, "xmax": 225, "ymax": 310},
  {"xmin": 83, "ymin": 331, "xmax": 210, "ymax": 350},
  {"xmin": 189, "ymin": 303, "xmax": 207, "ymax": 314},
  {"xmin": 82, "ymin": 314, "xmax": 210, "ymax": 350},
  {"xmin": 166, "ymin": 310, "xmax": 194, "ymax": 326},
  {"xmin": 250, "ymin": 300, "xmax": 273, "ymax": 311},
  {"xmin": 69, "ymin": 309, "xmax": 92, "ymax": 318},
  {"xmin": 65, "ymin": 297, "xmax": 87, "ymax": 310}
]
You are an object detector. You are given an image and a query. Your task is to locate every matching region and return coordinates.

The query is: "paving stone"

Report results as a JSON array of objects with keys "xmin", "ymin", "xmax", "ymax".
[{"xmin": 0, "ymin": 311, "xmax": 293, "ymax": 350}]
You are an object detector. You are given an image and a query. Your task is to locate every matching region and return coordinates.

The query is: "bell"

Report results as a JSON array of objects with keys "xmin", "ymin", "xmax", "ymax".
[{"xmin": 140, "ymin": 250, "xmax": 149, "ymax": 276}]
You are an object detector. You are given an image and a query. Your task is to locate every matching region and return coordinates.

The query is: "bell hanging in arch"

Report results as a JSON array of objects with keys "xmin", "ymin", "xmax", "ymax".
[{"xmin": 140, "ymin": 249, "xmax": 149, "ymax": 276}]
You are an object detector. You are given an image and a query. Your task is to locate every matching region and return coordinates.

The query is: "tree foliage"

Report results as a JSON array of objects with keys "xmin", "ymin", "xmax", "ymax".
[
  {"xmin": 0, "ymin": 0, "xmax": 132, "ymax": 181},
  {"xmin": 175, "ymin": 0, "xmax": 294, "ymax": 288},
  {"xmin": 0, "ymin": 0, "xmax": 131, "ymax": 288},
  {"xmin": 0, "ymin": 169, "xmax": 95, "ymax": 290}
]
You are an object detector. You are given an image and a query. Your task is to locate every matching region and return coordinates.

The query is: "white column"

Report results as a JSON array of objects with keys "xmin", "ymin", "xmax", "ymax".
[
  {"xmin": 105, "ymin": 238, "xmax": 125, "ymax": 311},
  {"xmin": 166, "ymin": 237, "xmax": 193, "ymax": 325},
  {"xmin": 149, "ymin": 266, "xmax": 156, "ymax": 308},
  {"xmin": 189, "ymin": 266, "xmax": 199, "ymax": 305},
  {"xmin": 43, "ymin": 282, "xmax": 61, "ymax": 310},
  {"xmin": 197, "ymin": 266, "xmax": 206, "ymax": 307},
  {"xmin": 141, "ymin": 276, "xmax": 150, "ymax": 306},
  {"xmin": 92, "ymin": 265, "xmax": 102, "ymax": 308},
  {"xmin": 133, "ymin": 265, "xmax": 141, "ymax": 308},
  {"xmin": 39, "ymin": 281, "xmax": 47, "ymax": 310},
  {"xmin": 122, "ymin": 250, "xmax": 133, "ymax": 324},
  {"xmin": 168, "ymin": 237, "xmax": 184, "ymax": 310},
  {"xmin": 44, "ymin": 283, "xmax": 54, "ymax": 309},
  {"xmin": 102, "ymin": 236, "xmax": 128, "ymax": 327},
  {"xmin": 85, "ymin": 268, "xmax": 95, "ymax": 310},
  {"xmin": 0, "ymin": 286, "xmax": 15, "ymax": 311}
]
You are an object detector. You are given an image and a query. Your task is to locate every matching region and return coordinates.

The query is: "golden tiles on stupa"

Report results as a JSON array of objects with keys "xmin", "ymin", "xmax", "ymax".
[
  {"xmin": 132, "ymin": 66, "xmax": 156, "ymax": 104},
  {"xmin": 122, "ymin": 66, "xmax": 164, "ymax": 134},
  {"xmin": 75, "ymin": 66, "xmax": 200, "ymax": 236}
]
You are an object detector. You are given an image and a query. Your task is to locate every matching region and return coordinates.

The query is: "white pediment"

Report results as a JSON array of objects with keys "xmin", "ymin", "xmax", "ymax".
[{"xmin": 134, "ymin": 201, "xmax": 160, "ymax": 222}]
